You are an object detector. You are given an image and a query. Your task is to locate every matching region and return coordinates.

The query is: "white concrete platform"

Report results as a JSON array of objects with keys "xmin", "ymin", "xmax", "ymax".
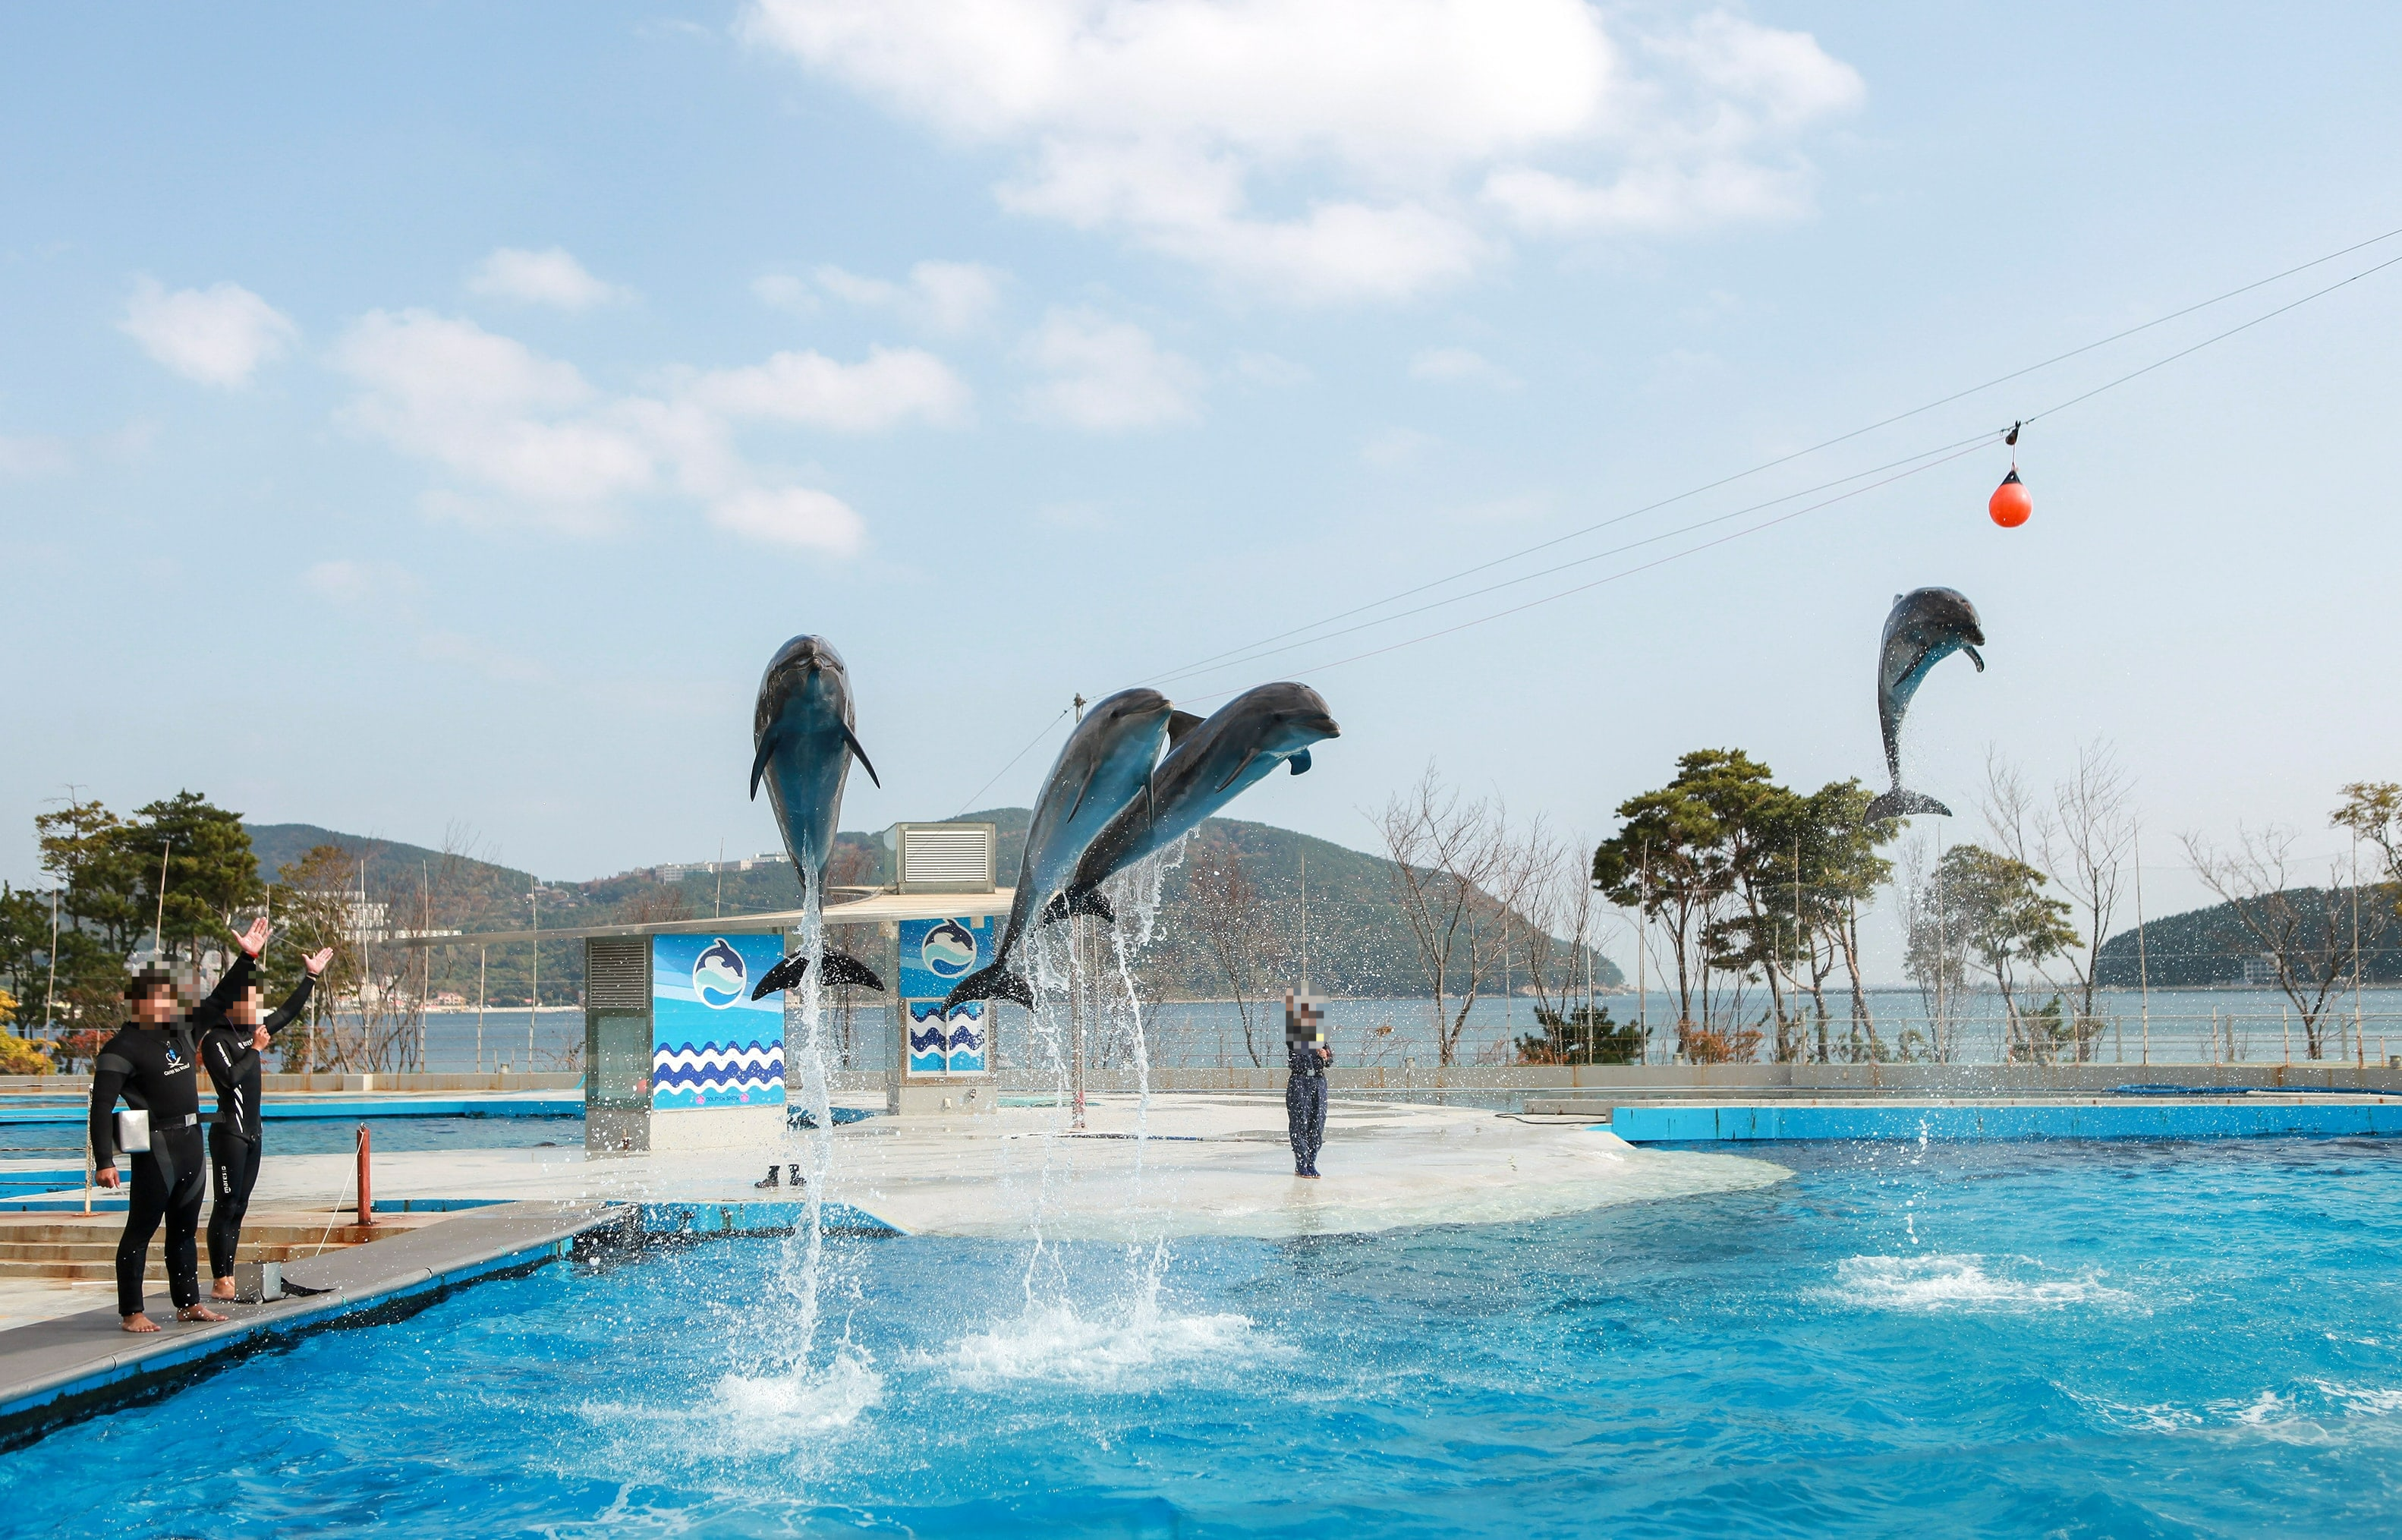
[{"xmin": 228, "ymin": 1093, "xmax": 1789, "ymax": 1242}]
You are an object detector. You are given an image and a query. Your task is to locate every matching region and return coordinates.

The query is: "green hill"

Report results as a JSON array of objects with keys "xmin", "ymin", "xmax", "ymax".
[
  {"xmin": 2093, "ymin": 886, "xmax": 2402, "ymax": 987},
  {"xmin": 244, "ymin": 811, "xmax": 1620, "ymax": 1006}
]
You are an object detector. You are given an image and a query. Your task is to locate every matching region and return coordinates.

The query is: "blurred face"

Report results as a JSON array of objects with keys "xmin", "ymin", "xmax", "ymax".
[
  {"xmin": 228, "ymin": 988, "xmax": 263, "ymax": 1027},
  {"xmin": 131, "ymin": 990, "xmax": 176, "ymax": 1026}
]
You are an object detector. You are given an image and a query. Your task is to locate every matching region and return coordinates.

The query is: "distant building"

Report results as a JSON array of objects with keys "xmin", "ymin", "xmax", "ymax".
[{"xmin": 2243, "ymin": 954, "xmax": 2278, "ymax": 987}]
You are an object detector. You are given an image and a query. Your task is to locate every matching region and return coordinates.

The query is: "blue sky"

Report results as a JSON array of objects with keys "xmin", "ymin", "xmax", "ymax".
[{"xmin": 6, "ymin": 3, "xmax": 2402, "ymax": 972}]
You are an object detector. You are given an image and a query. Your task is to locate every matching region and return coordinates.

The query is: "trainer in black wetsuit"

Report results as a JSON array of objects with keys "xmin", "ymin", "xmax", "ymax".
[
  {"xmin": 90, "ymin": 976, "xmax": 218, "ymax": 1324},
  {"xmin": 197, "ymin": 947, "xmax": 315, "ymax": 1290},
  {"xmin": 1286, "ymin": 1038, "xmax": 1330, "ymax": 1178}
]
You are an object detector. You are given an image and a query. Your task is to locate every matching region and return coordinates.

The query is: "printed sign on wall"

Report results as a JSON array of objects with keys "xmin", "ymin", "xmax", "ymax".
[
  {"xmin": 898, "ymin": 915, "xmax": 990, "ymax": 1078},
  {"xmin": 651, "ymin": 934, "xmax": 787, "ymax": 1110}
]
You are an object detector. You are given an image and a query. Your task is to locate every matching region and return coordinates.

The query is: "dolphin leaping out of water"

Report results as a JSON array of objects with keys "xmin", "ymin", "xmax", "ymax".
[
  {"xmin": 939, "ymin": 687, "xmax": 1181, "ymax": 1017},
  {"xmin": 1044, "ymin": 682, "xmax": 1340, "ymax": 929},
  {"xmin": 1865, "ymin": 587, "xmax": 1985, "ymax": 823},
  {"xmin": 748, "ymin": 634, "xmax": 887, "ymax": 998}
]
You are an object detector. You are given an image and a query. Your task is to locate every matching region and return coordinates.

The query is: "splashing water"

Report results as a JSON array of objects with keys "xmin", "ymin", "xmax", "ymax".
[{"xmin": 776, "ymin": 866, "xmax": 837, "ymax": 1368}]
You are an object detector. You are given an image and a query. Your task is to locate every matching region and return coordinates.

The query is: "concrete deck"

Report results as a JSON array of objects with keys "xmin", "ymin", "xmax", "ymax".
[
  {"xmin": 194, "ymin": 1093, "xmax": 1790, "ymax": 1242},
  {"xmin": 0, "ymin": 1088, "xmax": 581, "ymax": 1125},
  {"xmin": 0, "ymin": 1199, "xmax": 624, "ymax": 1446}
]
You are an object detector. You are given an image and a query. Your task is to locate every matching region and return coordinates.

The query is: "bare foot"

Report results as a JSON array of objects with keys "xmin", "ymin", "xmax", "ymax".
[
  {"xmin": 211, "ymin": 1279, "xmax": 238, "ymax": 1300},
  {"xmin": 178, "ymin": 1304, "xmax": 228, "ymax": 1324},
  {"xmin": 121, "ymin": 1313, "xmax": 161, "ymax": 1334}
]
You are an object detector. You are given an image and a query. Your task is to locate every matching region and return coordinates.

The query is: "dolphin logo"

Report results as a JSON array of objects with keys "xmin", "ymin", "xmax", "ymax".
[
  {"xmin": 693, "ymin": 939, "xmax": 748, "ymax": 1009},
  {"xmin": 1865, "ymin": 587, "xmax": 1985, "ymax": 822}
]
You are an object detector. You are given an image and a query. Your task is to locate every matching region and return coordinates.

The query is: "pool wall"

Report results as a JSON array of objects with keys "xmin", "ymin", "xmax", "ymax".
[{"xmin": 1610, "ymin": 1099, "xmax": 2402, "ymax": 1142}]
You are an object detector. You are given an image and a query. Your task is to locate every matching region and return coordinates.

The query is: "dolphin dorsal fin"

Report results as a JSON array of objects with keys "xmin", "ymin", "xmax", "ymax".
[
  {"xmin": 839, "ymin": 721, "xmax": 880, "ymax": 788},
  {"xmin": 749, "ymin": 733, "xmax": 775, "ymax": 801},
  {"xmin": 1166, "ymin": 710, "xmax": 1204, "ymax": 747}
]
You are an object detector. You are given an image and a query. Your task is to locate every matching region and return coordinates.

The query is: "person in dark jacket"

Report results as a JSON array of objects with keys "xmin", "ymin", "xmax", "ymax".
[
  {"xmin": 197, "ymin": 937, "xmax": 332, "ymax": 1299},
  {"xmin": 90, "ymin": 915, "xmax": 269, "ymax": 1332},
  {"xmin": 1283, "ymin": 988, "xmax": 1330, "ymax": 1179}
]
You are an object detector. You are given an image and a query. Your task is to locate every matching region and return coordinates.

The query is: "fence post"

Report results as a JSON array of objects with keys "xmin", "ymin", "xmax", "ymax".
[{"xmin": 355, "ymin": 1124, "xmax": 376, "ymax": 1227}]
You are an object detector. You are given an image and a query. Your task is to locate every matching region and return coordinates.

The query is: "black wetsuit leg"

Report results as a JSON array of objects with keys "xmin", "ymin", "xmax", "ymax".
[
  {"xmin": 207, "ymin": 1124, "xmax": 262, "ymax": 1280},
  {"xmin": 115, "ymin": 1129, "xmax": 206, "ymax": 1315},
  {"xmin": 1302, "ymin": 1077, "xmax": 1327, "ymax": 1175},
  {"xmin": 1286, "ymin": 1075, "xmax": 1315, "ymax": 1173}
]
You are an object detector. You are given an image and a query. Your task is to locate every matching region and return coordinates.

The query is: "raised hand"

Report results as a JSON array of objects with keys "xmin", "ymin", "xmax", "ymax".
[
  {"xmin": 237, "ymin": 915, "xmax": 272, "ymax": 957},
  {"xmin": 252, "ymin": 1025, "xmax": 271, "ymax": 1051},
  {"xmin": 304, "ymin": 946, "xmax": 335, "ymax": 976}
]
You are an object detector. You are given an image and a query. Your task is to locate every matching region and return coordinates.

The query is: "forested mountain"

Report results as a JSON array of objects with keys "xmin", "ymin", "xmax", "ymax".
[
  {"xmin": 2093, "ymin": 886, "xmax": 2402, "ymax": 987},
  {"xmin": 243, "ymin": 810, "xmax": 1620, "ymax": 1004}
]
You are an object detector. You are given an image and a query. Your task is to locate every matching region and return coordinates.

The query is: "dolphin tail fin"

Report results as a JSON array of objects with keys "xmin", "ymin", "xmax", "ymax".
[
  {"xmin": 1865, "ymin": 787, "xmax": 1952, "ymax": 822},
  {"xmin": 821, "ymin": 948, "xmax": 886, "ymax": 993},
  {"xmin": 751, "ymin": 950, "xmax": 887, "ymax": 1000},
  {"xmin": 1040, "ymin": 886, "xmax": 1116, "ymax": 928},
  {"xmin": 751, "ymin": 954, "xmax": 808, "ymax": 1000},
  {"xmin": 943, "ymin": 965, "xmax": 1033, "ymax": 1016}
]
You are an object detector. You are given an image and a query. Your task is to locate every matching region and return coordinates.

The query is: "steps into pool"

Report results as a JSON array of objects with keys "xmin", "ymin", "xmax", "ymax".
[{"xmin": 0, "ymin": 1211, "xmax": 440, "ymax": 1283}]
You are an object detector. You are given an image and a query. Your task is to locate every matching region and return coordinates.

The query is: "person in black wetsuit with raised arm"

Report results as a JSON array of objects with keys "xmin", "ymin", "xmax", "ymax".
[
  {"xmin": 197, "ymin": 934, "xmax": 332, "ymax": 1300},
  {"xmin": 90, "ymin": 915, "xmax": 270, "ymax": 1332}
]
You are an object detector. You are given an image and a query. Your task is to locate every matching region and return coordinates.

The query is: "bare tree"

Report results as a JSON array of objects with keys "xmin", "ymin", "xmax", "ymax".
[
  {"xmin": 1376, "ymin": 764, "xmax": 1544, "ymax": 1066},
  {"xmin": 1985, "ymin": 742, "xmax": 2136, "ymax": 1060},
  {"xmin": 2183, "ymin": 825, "xmax": 2389, "ymax": 1059},
  {"xmin": 1186, "ymin": 842, "xmax": 1284, "ymax": 1067}
]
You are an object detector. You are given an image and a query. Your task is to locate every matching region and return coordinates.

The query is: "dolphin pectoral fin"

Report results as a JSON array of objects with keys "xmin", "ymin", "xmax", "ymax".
[
  {"xmin": 1865, "ymin": 788, "xmax": 1952, "ymax": 822},
  {"xmin": 943, "ymin": 965, "xmax": 1033, "ymax": 1016},
  {"xmin": 839, "ymin": 721, "xmax": 880, "ymax": 787},
  {"xmin": 751, "ymin": 954, "xmax": 809, "ymax": 1000},
  {"xmin": 1963, "ymin": 644, "xmax": 1986, "ymax": 672},
  {"xmin": 750, "ymin": 735, "xmax": 776, "ymax": 801},
  {"xmin": 1288, "ymin": 748, "xmax": 1312, "ymax": 776},
  {"xmin": 1166, "ymin": 710, "xmax": 1203, "ymax": 747},
  {"xmin": 820, "ymin": 950, "xmax": 886, "ymax": 993},
  {"xmin": 1214, "ymin": 749, "xmax": 1261, "ymax": 794},
  {"xmin": 1065, "ymin": 762, "xmax": 1100, "ymax": 822}
]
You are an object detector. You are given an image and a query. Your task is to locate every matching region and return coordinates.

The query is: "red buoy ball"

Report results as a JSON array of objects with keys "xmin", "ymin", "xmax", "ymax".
[{"xmin": 1989, "ymin": 468, "xmax": 2032, "ymax": 528}]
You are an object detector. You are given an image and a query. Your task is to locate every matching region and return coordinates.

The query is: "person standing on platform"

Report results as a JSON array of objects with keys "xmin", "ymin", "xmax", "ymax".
[
  {"xmin": 89, "ymin": 915, "xmax": 269, "ymax": 1332},
  {"xmin": 1283, "ymin": 988, "xmax": 1330, "ymax": 1179},
  {"xmin": 197, "ymin": 931, "xmax": 332, "ymax": 1300}
]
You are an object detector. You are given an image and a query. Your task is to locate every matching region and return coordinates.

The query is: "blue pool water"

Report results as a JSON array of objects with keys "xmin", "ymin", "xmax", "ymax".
[{"xmin": 10, "ymin": 1138, "xmax": 2402, "ymax": 1536}]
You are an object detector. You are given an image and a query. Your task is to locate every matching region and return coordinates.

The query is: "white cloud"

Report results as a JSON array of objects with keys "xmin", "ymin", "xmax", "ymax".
[
  {"xmin": 0, "ymin": 435, "xmax": 71, "ymax": 477},
  {"xmin": 418, "ymin": 629, "xmax": 553, "ymax": 684},
  {"xmin": 1234, "ymin": 351, "xmax": 1312, "ymax": 387},
  {"xmin": 1018, "ymin": 308, "xmax": 1201, "ymax": 430},
  {"xmin": 303, "ymin": 559, "xmax": 420, "ymax": 603},
  {"xmin": 742, "ymin": 1, "xmax": 1862, "ymax": 302},
  {"xmin": 688, "ymin": 346, "xmax": 970, "ymax": 430},
  {"xmin": 708, "ymin": 487, "xmax": 865, "ymax": 554},
  {"xmin": 120, "ymin": 277, "xmax": 297, "ymax": 386},
  {"xmin": 467, "ymin": 247, "xmax": 632, "ymax": 310},
  {"xmin": 1361, "ymin": 426, "xmax": 1437, "ymax": 469},
  {"xmin": 814, "ymin": 259, "xmax": 1003, "ymax": 333},
  {"xmin": 332, "ymin": 308, "xmax": 946, "ymax": 550},
  {"xmin": 752, "ymin": 272, "xmax": 817, "ymax": 315},
  {"xmin": 1409, "ymin": 346, "xmax": 1519, "ymax": 389}
]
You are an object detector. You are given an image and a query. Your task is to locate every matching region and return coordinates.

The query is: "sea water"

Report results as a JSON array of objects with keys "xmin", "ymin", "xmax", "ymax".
[{"xmin": 11, "ymin": 1135, "xmax": 2402, "ymax": 1536}]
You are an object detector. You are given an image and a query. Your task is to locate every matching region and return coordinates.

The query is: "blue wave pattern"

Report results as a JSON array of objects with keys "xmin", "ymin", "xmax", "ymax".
[{"xmin": 650, "ymin": 1041, "xmax": 785, "ymax": 1108}]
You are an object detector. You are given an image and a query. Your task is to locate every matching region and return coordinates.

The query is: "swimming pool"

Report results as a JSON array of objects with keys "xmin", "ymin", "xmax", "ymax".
[{"xmin": 9, "ymin": 1137, "xmax": 2400, "ymax": 1536}]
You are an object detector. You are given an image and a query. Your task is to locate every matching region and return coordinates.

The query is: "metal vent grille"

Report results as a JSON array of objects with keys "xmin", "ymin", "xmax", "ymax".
[
  {"xmin": 586, "ymin": 937, "xmax": 650, "ymax": 1012},
  {"xmin": 897, "ymin": 824, "xmax": 996, "ymax": 893}
]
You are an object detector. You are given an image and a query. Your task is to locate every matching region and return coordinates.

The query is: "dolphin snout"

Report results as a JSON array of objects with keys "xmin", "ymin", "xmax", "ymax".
[{"xmin": 1306, "ymin": 715, "xmax": 1341, "ymax": 739}]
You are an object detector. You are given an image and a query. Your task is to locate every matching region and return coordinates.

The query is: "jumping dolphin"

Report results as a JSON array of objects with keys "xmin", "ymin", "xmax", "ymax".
[
  {"xmin": 939, "ymin": 687, "xmax": 1180, "ymax": 1016},
  {"xmin": 1045, "ymin": 682, "xmax": 1340, "ymax": 927},
  {"xmin": 1865, "ymin": 587, "xmax": 1985, "ymax": 822},
  {"xmin": 747, "ymin": 634, "xmax": 886, "ymax": 997}
]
